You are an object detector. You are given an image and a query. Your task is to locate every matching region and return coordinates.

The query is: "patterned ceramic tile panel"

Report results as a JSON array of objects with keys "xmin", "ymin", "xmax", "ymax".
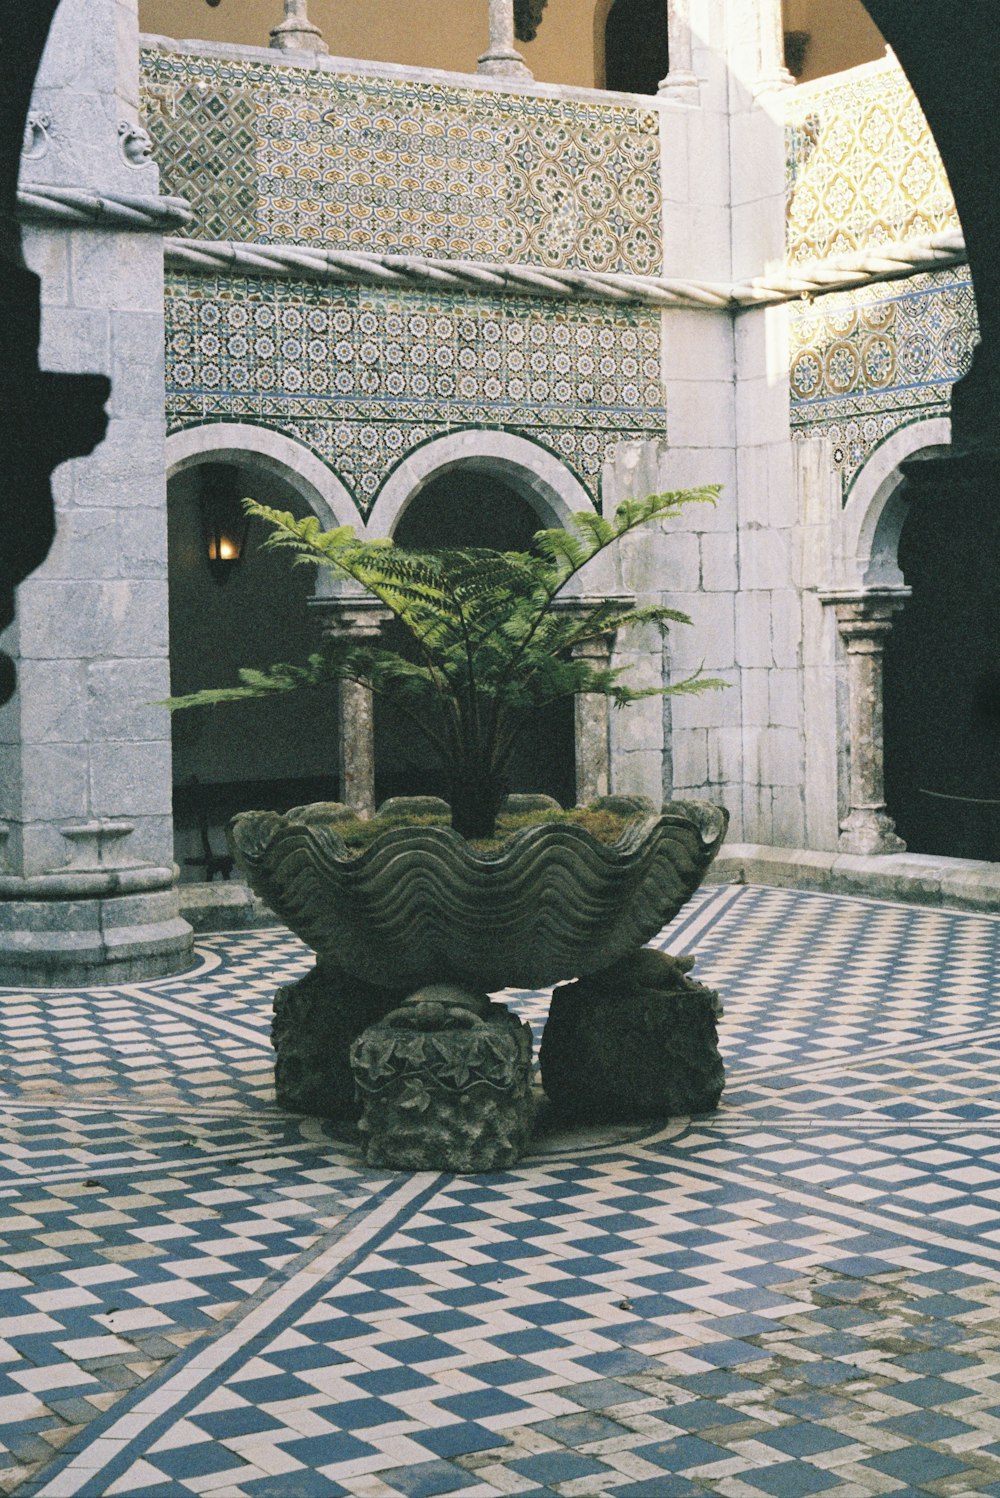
[
  {"xmin": 788, "ymin": 269, "xmax": 978, "ymax": 499},
  {"xmin": 164, "ymin": 270, "xmax": 666, "ymax": 511},
  {"xmin": 140, "ymin": 49, "xmax": 663, "ymax": 276},
  {"xmin": 786, "ymin": 59, "xmax": 959, "ymax": 263}
]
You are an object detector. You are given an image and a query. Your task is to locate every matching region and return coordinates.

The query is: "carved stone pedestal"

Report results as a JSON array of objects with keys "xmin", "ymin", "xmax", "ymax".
[
  {"xmin": 350, "ymin": 987, "xmax": 535, "ymax": 1173},
  {"xmin": 272, "ymin": 964, "xmax": 404, "ymax": 1121},
  {"xmin": 540, "ymin": 949, "xmax": 724, "ymax": 1123}
]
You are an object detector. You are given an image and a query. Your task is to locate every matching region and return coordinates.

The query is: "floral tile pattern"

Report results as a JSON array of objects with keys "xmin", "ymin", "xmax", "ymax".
[
  {"xmin": 788, "ymin": 269, "xmax": 978, "ymax": 498},
  {"xmin": 140, "ymin": 50, "xmax": 663, "ymax": 276},
  {"xmin": 785, "ymin": 58, "xmax": 959, "ymax": 263},
  {"xmin": 164, "ymin": 271, "xmax": 666, "ymax": 511}
]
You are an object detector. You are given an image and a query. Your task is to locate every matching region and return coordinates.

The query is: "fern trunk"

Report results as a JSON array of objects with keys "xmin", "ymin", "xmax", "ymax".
[{"xmin": 449, "ymin": 771, "xmax": 506, "ymax": 840}]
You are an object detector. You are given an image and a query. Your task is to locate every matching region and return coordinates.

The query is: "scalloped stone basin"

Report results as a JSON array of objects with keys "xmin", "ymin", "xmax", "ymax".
[{"xmin": 228, "ymin": 800, "xmax": 728, "ymax": 993}]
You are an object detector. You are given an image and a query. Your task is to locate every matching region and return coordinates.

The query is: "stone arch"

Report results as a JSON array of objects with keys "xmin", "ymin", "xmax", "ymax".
[
  {"xmin": 365, "ymin": 429, "xmax": 592, "ymax": 542},
  {"xmin": 165, "ymin": 422, "xmax": 358, "ymax": 534},
  {"xmin": 841, "ymin": 416, "xmax": 952, "ymax": 588}
]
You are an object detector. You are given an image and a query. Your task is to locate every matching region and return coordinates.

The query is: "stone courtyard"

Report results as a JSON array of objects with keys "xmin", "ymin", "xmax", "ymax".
[{"xmin": 6, "ymin": 881, "xmax": 1000, "ymax": 1498}]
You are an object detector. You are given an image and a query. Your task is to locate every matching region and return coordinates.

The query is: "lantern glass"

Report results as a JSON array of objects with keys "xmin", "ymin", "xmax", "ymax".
[{"xmin": 199, "ymin": 465, "xmax": 250, "ymax": 583}]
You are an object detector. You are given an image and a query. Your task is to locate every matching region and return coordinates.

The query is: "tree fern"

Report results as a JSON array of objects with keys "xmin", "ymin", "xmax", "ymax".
[{"xmin": 166, "ymin": 486, "xmax": 726, "ymax": 837}]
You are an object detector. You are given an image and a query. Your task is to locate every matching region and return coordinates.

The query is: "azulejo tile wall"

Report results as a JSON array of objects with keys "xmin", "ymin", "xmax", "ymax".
[
  {"xmin": 165, "ymin": 271, "xmax": 666, "ymax": 511},
  {"xmin": 789, "ymin": 269, "xmax": 978, "ymax": 498},
  {"xmin": 141, "ymin": 49, "xmax": 663, "ymax": 276},
  {"xmin": 786, "ymin": 59, "xmax": 958, "ymax": 264}
]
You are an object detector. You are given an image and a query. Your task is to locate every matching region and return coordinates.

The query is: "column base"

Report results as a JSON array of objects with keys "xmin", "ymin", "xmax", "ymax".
[
  {"xmin": 658, "ymin": 70, "xmax": 701, "ymax": 101},
  {"xmin": 477, "ymin": 51, "xmax": 533, "ymax": 79},
  {"xmin": 0, "ymin": 887, "xmax": 194, "ymax": 987},
  {"xmin": 270, "ymin": 21, "xmax": 329, "ymax": 52},
  {"xmin": 838, "ymin": 809, "xmax": 906, "ymax": 857}
]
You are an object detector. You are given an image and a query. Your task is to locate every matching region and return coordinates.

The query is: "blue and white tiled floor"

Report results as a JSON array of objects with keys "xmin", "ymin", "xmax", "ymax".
[{"xmin": 5, "ymin": 884, "xmax": 1000, "ymax": 1496}]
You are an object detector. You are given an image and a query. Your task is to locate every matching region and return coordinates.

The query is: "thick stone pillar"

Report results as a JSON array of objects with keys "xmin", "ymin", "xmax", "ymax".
[
  {"xmin": 270, "ymin": 0, "xmax": 329, "ymax": 54},
  {"xmin": 313, "ymin": 597, "xmax": 391, "ymax": 818},
  {"xmin": 478, "ymin": 0, "xmax": 533, "ymax": 80},
  {"xmin": 0, "ymin": 0, "xmax": 193, "ymax": 984},
  {"xmin": 822, "ymin": 589, "xmax": 909, "ymax": 856},
  {"xmin": 659, "ymin": 0, "xmax": 700, "ymax": 99}
]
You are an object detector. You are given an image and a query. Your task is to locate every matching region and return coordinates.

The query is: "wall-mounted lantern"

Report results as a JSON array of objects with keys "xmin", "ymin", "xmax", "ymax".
[{"xmin": 199, "ymin": 464, "xmax": 251, "ymax": 585}]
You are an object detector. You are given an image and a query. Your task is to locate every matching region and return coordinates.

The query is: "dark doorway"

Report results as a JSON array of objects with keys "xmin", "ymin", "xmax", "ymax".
[
  {"xmin": 376, "ymin": 466, "xmax": 577, "ymax": 808},
  {"xmin": 604, "ymin": 0, "xmax": 669, "ymax": 95},
  {"xmin": 168, "ymin": 460, "xmax": 338, "ymax": 879},
  {"xmin": 883, "ymin": 473, "xmax": 1000, "ymax": 860}
]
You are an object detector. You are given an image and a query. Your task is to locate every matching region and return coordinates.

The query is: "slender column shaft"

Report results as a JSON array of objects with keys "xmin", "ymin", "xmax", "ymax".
[
  {"xmin": 478, "ymin": 0, "xmax": 532, "ymax": 79},
  {"xmin": 270, "ymin": 0, "xmax": 329, "ymax": 54},
  {"xmin": 571, "ymin": 637, "xmax": 613, "ymax": 805},
  {"xmin": 659, "ymin": 0, "xmax": 699, "ymax": 97},
  {"xmin": 755, "ymin": 0, "xmax": 795, "ymax": 91},
  {"xmin": 823, "ymin": 591, "xmax": 909, "ymax": 855},
  {"xmin": 314, "ymin": 598, "xmax": 390, "ymax": 818}
]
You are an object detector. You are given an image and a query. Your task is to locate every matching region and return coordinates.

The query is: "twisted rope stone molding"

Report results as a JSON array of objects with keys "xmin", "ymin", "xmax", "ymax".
[
  {"xmin": 17, "ymin": 183, "xmax": 194, "ymax": 231},
  {"xmin": 162, "ymin": 229, "xmax": 968, "ymax": 311}
]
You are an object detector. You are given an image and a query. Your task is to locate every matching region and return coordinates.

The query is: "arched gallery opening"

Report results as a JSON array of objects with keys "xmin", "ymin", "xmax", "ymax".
[
  {"xmin": 376, "ymin": 463, "xmax": 577, "ymax": 809},
  {"xmin": 883, "ymin": 477, "xmax": 1000, "ymax": 861},
  {"xmin": 603, "ymin": 0, "xmax": 669, "ymax": 94},
  {"xmin": 167, "ymin": 457, "xmax": 337, "ymax": 879}
]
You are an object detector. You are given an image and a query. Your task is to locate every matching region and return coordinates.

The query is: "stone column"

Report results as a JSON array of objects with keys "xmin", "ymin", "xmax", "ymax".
[
  {"xmin": 270, "ymin": 0, "xmax": 329, "ymax": 54},
  {"xmin": 478, "ymin": 0, "xmax": 533, "ymax": 80},
  {"xmin": 0, "ymin": 0, "xmax": 193, "ymax": 985},
  {"xmin": 754, "ymin": 0, "xmax": 795, "ymax": 92},
  {"xmin": 659, "ymin": 0, "xmax": 700, "ymax": 99},
  {"xmin": 822, "ymin": 589, "xmax": 910, "ymax": 856},
  {"xmin": 313, "ymin": 597, "xmax": 391, "ymax": 818},
  {"xmin": 573, "ymin": 635, "xmax": 613, "ymax": 805}
]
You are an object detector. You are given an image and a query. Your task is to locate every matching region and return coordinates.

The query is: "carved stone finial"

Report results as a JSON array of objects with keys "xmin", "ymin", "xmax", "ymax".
[
  {"xmin": 270, "ymin": 0, "xmax": 329, "ymax": 54},
  {"xmin": 117, "ymin": 120, "xmax": 154, "ymax": 168}
]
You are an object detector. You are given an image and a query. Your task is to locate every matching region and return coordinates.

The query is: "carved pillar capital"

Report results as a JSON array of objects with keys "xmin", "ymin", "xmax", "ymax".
[{"xmin": 821, "ymin": 588, "xmax": 910, "ymax": 855}]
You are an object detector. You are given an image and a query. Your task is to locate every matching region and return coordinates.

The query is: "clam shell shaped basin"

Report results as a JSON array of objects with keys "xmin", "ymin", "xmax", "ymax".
[{"xmin": 228, "ymin": 801, "xmax": 728, "ymax": 992}]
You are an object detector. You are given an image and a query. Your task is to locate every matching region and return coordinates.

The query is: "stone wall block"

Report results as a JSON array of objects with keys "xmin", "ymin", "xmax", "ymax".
[
  {"xmin": 70, "ymin": 419, "xmax": 167, "ymax": 508},
  {"xmin": 89, "ymin": 741, "xmax": 173, "ymax": 819},
  {"xmin": 36, "ymin": 307, "xmax": 111, "ymax": 377},
  {"xmin": 670, "ymin": 678, "xmax": 740, "ymax": 729},
  {"xmin": 22, "ymin": 745, "xmax": 89, "ymax": 822},
  {"xmin": 665, "ymin": 593, "xmax": 736, "ymax": 672},
  {"xmin": 741, "ymin": 527, "xmax": 792, "ymax": 592},
  {"xmin": 768, "ymin": 668, "xmax": 800, "ymax": 728},
  {"xmin": 665, "ymin": 380, "xmax": 736, "ymax": 450},
  {"xmin": 87, "ymin": 659, "xmax": 171, "ymax": 742},
  {"xmin": 735, "ymin": 591, "xmax": 772, "ymax": 667},
  {"xmin": 672, "ymin": 727, "xmax": 709, "ymax": 787},
  {"xmin": 40, "ymin": 509, "xmax": 166, "ymax": 582},
  {"xmin": 741, "ymin": 667, "xmax": 770, "ymax": 726},
  {"xmin": 110, "ymin": 310, "xmax": 166, "ymax": 420},
  {"xmin": 760, "ymin": 726, "xmax": 803, "ymax": 788},
  {"xmin": 71, "ymin": 231, "xmax": 162, "ymax": 315},
  {"xmin": 700, "ymin": 533, "xmax": 738, "ymax": 592},
  {"xmin": 19, "ymin": 661, "xmax": 88, "ymax": 745},
  {"xmin": 771, "ymin": 787, "xmax": 807, "ymax": 848},
  {"xmin": 17, "ymin": 581, "xmax": 168, "ymax": 660},
  {"xmin": 23, "ymin": 232, "xmax": 70, "ymax": 309},
  {"xmin": 770, "ymin": 590, "xmax": 803, "ymax": 667},
  {"xmin": 663, "ymin": 309, "xmax": 734, "ymax": 376},
  {"xmin": 706, "ymin": 726, "xmax": 746, "ymax": 786}
]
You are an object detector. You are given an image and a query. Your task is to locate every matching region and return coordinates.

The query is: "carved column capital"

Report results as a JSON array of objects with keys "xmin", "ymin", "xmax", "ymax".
[{"xmin": 311, "ymin": 596, "xmax": 392, "ymax": 641}]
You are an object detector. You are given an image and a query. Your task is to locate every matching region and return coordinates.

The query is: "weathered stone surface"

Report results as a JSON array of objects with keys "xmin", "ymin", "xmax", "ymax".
[
  {"xmin": 351, "ymin": 988, "xmax": 535, "ymax": 1173},
  {"xmin": 230, "ymin": 801, "xmax": 729, "ymax": 992},
  {"xmin": 272, "ymin": 963, "xmax": 405, "ymax": 1121},
  {"xmin": 540, "ymin": 948, "xmax": 725, "ymax": 1123}
]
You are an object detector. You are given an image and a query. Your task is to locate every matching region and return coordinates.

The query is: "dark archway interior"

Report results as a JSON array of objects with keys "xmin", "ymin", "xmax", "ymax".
[
  {"xmin": 884, "ymin": 477, "xmax": 1000, "ymax": 860},
  {"xmin": 604, "ymin": 0, "xmax": 669, "ymax": 95},
  {"xmin": 376, "ymin": 466, "xmax": 577, "ymax": 809},
  {"xmin": 168, "ymin": 460, "xmax": 338, "ymax": 878}
]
